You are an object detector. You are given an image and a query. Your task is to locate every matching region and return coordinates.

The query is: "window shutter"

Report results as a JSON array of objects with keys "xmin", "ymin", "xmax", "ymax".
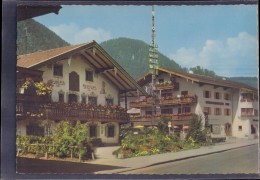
[{"xmin": 97, "ymin": 126, "xmax": 100, "ymax": 137}]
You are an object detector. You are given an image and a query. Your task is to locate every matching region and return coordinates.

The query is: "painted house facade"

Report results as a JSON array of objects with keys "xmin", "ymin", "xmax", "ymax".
[
  {"xmin": 16, "ymin": 41, "xmax": 146, "ymax": 144},
  {"xmin": 128, "ymin": 68, "xmax": 258, "ymax": 139}
]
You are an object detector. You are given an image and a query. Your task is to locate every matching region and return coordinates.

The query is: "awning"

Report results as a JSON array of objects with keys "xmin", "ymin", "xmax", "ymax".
[
  {"xmin": 127, "ymin": 108, "xmax": 141, "ymax": 114},
  {"xmin": 183, "ymin": 126, "xmax": 189, "ymax": 129},
  {"xmin": 135, "ymin": 125, "xmax": 144, "ymax": 129},
  {"xmin": 173, "ymin": 126, "xmax": 179, "ymax": 129}
]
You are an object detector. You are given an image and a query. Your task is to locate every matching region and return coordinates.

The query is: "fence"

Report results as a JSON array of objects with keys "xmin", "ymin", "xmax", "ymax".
[{"xmin": 16, "ymin": 142, "xmax": 95, "ymax": 162}]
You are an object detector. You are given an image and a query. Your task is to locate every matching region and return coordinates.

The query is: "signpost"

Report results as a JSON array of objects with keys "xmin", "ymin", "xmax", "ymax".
[{"xmin": 168, "ymin": 121, "xmax": 172, "ymax": 134}]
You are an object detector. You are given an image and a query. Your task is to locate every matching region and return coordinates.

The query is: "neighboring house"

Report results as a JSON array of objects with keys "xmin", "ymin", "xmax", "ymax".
[
  {"xmin": 127, "ymin": 68, "xmax": 258, "ymax": 139},
  {"xmin": 16, "ymin": 41, "xmax": 146, "ymax": 144}
]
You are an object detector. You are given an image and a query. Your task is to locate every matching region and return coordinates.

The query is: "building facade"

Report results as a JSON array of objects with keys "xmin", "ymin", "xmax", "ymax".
[
  {"xmin": 128, "ymin": 68, "xmax": 258, "ymax": 139},
  {"xmin": 16, "ymin": 41, "xmax": 145, "ymax": 144}
]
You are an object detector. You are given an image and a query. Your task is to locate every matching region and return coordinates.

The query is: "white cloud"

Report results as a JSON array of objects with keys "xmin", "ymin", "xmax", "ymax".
[
  {"xmin": 49, "ymin": 23, "xmax": 112, "ymax": 44},
  {"xmin": 170, "ymin": 32, "xmax": 258, "ymax": 77}
]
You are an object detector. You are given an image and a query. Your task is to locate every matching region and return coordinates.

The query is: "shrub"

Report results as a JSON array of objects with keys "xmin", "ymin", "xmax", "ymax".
[{"xmin": 186, "ymin": 115, "xmax": 206, "ymax": 143}]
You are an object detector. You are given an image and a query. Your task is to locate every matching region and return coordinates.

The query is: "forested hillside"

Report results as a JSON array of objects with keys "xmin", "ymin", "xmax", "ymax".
[
  {"xmin": 228, "ymin": 77, "xmax": 258, "ymax": 89},
  {"xmin": 100, "ymin": 37, "xmax": 183, "ymax": 79},
  {"xmin": 17, "ymin": 20, "xmax": 258, "ymax": 88},
  {"xmin": 17, "ymin": 19, "xmax": 69, "ymax": 55}
]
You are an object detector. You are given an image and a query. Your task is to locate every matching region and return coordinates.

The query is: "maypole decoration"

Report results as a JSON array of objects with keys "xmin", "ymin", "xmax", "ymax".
[{"xmin": 149, "ymin": 5, "xmax": 159, "ymax": 127}]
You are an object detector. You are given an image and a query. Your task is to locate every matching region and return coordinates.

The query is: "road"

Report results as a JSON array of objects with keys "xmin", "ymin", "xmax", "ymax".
[
  {"xmin": 17, "ymin": 157, "xmax": 126, "ymax": 174},
  {"xmin": 122, "ymin": 144, "xmax": 259, "ymax": 174}
]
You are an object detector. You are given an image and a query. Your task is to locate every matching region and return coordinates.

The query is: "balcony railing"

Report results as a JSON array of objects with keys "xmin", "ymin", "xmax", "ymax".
[
  {"xmin": 130, "ymin": 113, "xmax": 194, "ymax": 122},
  {"xmin": 16, "ymin": 102, "xmax": 129, "ymax": 123},
  {"xmin": 240, "ymin": 98, "xmax": 254, "ymax": 102},
  {"xmin": 16, "ymin": 93, "xmax": 51, "ymax": 104},
  {"xmin": 130, "ymin": 95, "xmax": 197, "ymax": 108},
  {"xmin": 155, "ymin": 82, "xmax": 179, "ymax": 91},
  {"xmin": 45, "ymin": 108, "xmax": 129, "ymax": 122},
  {"xmin": 241, "ymin": 113, "xmax": 258, "ymax": 117}
]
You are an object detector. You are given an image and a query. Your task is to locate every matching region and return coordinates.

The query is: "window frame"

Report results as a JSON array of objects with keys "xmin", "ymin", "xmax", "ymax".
[
  {"xmin": 85, "ymin": 70, "xmax": 94, "ymax": 82},
  {"xmin": 53, "ymin": 64, "xmax": 63, "ymax": 77},
  {"xmin": 214, "ymin": 108, "xmax": 222, "ymax": 115},
  {"xmin": 204, "ymin": 90, "xmax": 211, "ymax": 98}
]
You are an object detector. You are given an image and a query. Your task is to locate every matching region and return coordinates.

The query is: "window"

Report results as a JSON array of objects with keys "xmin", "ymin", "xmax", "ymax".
[
  {"xmin": 238, "ymin": 126, "xmax": 242, "ymax": 131},
  {"xmin": 241, "ymin": 108, "xmax": 254, "ymax": 116},
  {"xmin": 82, "ymin": 96, "xmax": 86, "ymax": 104},
  {"xmin": 161, "ymin": 108, "xmax": 173, "ymax": 114},
  {"xmin": 89, "ymin": 125, "xmax": 97, "ymax": 137},
  {"xmin": 215, "ymin": 92, "xmax": 221, "ymax": 99},
  {"xmin": 69, "ymin": 71, "xmax": 79, "ymax": 91},
  {"xmin": 53, "ymin": 64, "xmax": 63, "ymax": 76},
  {"xmin": 241, "ymin": 93, "xmax": 253, "ymax": 101},
  {"xmin": 204, "ymin": 91, "xmax": 211, "ymax": 98},
  {"xmin": 204, "ymin": 107, "xmax": 212, "ymax": 115},
  {"xmin": 68, "ymin": 94, "xmax": 78, "ymax": 103},
  {"xmin": 214, "ymin": 108, "xmax": 221, "ymax": 115},
  {"xmin": 106, "ymin": 125, "xmax": 115, "ymax": 137},
  {"xmin": 224, "ymin": 108, "xmax": 230, "ymax": 116},
  {"xmin": 254, "ymin": 109, "xmax": 258, "ymax": 116},
  {"xmin": 178, "ymin": 107, "xmax": 191, "ymax": 114},
  {"xmin": 58, "ymin": 93, "xmax": 64, "ymax": 103},
  {"xmin": 106, "ymin": 98, "xmax": 114, "ymax": 106},
  {"xmin": 86, "ymin": 70, "xmax": 93, "ymax": 81},
  {"xmin": 181, "ymin": 91, "xmax": 188, "ymax": 96},
  {"xmin": 158, "ymin": 79, "xmax": 164, "ymax": 83},
  {"xmin": 251, "ymin": 125, "xmax": 256, "ymax": 134},
  {"xmin": 88, "ymin": 96, "xmax": 97, "ymax": 106},
  {"xmin": 224, "ymin": 93, "xmax": 230, "ymax": 100},
  {"xmin": 146, "ymin": 110, "xmax": 153, "ymax": 115},
  {"xmin": 26, "ymin": 123, "xmax": 44, "ymax": 136}
]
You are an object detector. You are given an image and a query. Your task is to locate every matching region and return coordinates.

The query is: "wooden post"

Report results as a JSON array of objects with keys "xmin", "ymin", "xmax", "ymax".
[
  {"xmin": 91, "ymin": 152, "xmax": 95, "ymax": 160},
  {"xmin": 124, "ymin": 92, "xmax": 127, "ymax": 110},
  {"xmin": 45, "ymin": 152, "xmax": 48, "ymax": 159},
  {"xmin": 52, "ymin": 141, "xmax": 55, "ymax": 158},
  {"xmin": 36, "ymin": 142, "xmax": 38, "ymax": 158},
  {"xmin": 79, "ymin": 148, "xmax": 81, "ymax": 162},
  {"xmin": 71, "ymin": 148, "xmax": 73, "ymax": 159}
]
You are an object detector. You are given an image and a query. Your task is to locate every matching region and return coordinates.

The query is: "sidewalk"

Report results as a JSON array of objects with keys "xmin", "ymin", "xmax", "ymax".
[{"xmin": 87, "ymin": 138, "xmax": 258, "ymax": 174}]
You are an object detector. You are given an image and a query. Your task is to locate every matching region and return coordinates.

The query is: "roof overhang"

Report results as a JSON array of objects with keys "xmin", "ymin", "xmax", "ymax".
[
  {"xmin": 17, "ymin": 41, "xmax": 147, "ymax": 97},
  {"xmin": 17, "ymin": 5, "xmax": 62, "ymax": 21},
  {"xmin": 137, "ymin": 67, "xmax": 257, "ymax": 92}
]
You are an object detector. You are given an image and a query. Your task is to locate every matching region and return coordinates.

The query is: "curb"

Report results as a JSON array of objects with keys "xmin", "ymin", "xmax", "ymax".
[{"xmin": 95, "ymin": 142, "xmax": 258, "ymax": 174}]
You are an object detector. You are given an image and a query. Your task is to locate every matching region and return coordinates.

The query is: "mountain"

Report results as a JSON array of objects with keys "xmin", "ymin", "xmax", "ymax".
[
  {"xmin": 100, "ymin": 37, "xmax": 183, "ymax": 79},
  {"xmin": 17, "ymin": 19, "xmax": 70, "ymax": 55},
  {"xmin": 228, "ymin": 77, "xmax": 258, "ymax": 89},
  {"xmin": 17, "ymin": 20, "xmax": 258, "ymax": 88}
]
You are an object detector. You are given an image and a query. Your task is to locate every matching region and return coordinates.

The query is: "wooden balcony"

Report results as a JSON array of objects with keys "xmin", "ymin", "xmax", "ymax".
[
  {"xmin": 130, "ymin": 113, "xmax": 194, "ymax": 122},
  {"xmin": 16, "ymin": 93, "xmax": 51, "ymax": 104},
  {"xmin": 155, "ymin": 82, "xmax": 179, "ymax": 91},
  {"xmin": 241, "ymin": 113, "xmax": 258, "ymax": 117},
  {"xmin": 130, "ymin": 95, "xmax": 197, "ymax": 108},
  {"xmin": 45, "ymin": 108, "xmax": 129, "ymax": 122}
]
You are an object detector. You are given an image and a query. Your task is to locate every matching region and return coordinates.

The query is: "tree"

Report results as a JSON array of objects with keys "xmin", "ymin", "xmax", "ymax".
[
  {"xmin": 52, "ymin": 120, "xmax": 91, "ymax": 160},
  {"xmin": 186, "ymin": 115, "xmax": 206, "ymax": 143}
]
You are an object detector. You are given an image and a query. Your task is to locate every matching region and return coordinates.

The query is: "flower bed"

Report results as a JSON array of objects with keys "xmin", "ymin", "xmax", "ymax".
[{"xmin": 113, "ymin": 128, "xmax": 200, "ymax": 158}]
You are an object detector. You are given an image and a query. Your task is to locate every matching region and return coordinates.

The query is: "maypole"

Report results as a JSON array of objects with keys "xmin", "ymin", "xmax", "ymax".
[{"xmin": 149, "ymin": 5, "xmax": 159, "ymax": 127}]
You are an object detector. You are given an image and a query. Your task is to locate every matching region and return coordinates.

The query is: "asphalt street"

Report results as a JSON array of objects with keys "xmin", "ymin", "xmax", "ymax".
[
  {"xmin": 16, "ymin": 157, "xmax": 126, "ymax": 174},
  {"xmin": 121, "ymin": 144, "xmax": 259, "ymax": 174}
]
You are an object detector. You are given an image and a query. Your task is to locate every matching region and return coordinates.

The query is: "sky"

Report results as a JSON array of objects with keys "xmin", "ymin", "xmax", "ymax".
[{"xmin": 34, "ymin": 5, "xmax": 258, "ymax": 77}]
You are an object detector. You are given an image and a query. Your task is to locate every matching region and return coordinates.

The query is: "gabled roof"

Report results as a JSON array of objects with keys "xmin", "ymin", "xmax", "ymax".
[
  {"xmin": 138, "ymin": 67, "xmax": 258, "ymax": 93},
  {"xmin": 17, "ymin": 41, "xmax": 147, "ymax": 97}
]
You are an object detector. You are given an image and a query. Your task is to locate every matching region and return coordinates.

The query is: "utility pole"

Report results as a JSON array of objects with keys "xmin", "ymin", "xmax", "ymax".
[{"xmin": 149, "ymin": 5, "xmax": 159, "ymax": 127}]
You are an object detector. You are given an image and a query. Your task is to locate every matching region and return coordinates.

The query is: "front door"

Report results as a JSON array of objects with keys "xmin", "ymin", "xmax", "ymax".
[{"xmin": 225, "ymin": 123, "xmax": 232, "ymax": 136}]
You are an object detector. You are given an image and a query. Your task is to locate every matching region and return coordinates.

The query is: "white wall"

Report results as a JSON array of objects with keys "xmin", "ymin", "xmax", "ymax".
[{"xmin": 39, "ymin": 54, "xmax": 119, "ymax": 106}]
